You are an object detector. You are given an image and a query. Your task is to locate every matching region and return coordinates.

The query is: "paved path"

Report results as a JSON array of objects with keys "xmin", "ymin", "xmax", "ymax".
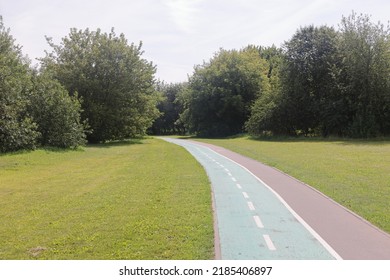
[{"xmin": 162, "ymin": 138, "xmax": 390, "ymax": 260}]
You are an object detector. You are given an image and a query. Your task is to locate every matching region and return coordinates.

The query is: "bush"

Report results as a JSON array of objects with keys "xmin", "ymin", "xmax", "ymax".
[
  {"xmin": 0, "ymin": 17, "xmax": 39, "ymax": 152},
  {"xmin": 28, "ymin": 74, "xmax": 88, "ymax": 149}
]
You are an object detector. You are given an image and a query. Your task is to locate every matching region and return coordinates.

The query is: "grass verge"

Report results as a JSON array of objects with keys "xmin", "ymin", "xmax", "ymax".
[
  {"xmin": 196, "ymin": 136, "xmax": 390, "ymax": 234},
  {"xmin": 0, "ymin": 138, "xmax": 214, "ymax": 259}
]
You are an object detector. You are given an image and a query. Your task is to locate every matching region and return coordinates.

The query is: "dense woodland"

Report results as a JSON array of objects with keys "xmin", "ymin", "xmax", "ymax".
[{"xmin": 1, "ymin": 12, "xmax": 390, "ymax": 152}]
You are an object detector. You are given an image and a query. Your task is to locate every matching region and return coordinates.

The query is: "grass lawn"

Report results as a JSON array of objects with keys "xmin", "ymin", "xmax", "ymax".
[
  {"xmin": 196, "ymin": 136, "xmax": 390, "ymax": 234},
  {"xmin": 0, "ymin": 138, "xmax": 214, "ymax": 260}
]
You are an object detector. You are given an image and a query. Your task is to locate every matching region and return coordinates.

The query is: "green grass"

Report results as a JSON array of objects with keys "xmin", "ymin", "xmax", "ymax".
[
  {"xmin": 196, "ymin": 136, "xmax": 390, "ymax": 234},
  {"xmin": 0, "ymin": 138, "xmax": 214, "ymax": 260}
]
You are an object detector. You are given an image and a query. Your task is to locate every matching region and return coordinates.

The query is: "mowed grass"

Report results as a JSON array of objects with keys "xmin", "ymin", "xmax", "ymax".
[
  {"xmin": 196, "ymin": 136, "xmax": 390, "ymax": 233},
  {"xmin": 0, "ymin": 138, "xmax": 214, "ymax": 260}
]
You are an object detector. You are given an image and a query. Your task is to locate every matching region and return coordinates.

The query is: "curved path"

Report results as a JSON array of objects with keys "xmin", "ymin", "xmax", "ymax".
[{"xmin": 162, "ymin": 138, "xmax": 390, "ymax": 260}]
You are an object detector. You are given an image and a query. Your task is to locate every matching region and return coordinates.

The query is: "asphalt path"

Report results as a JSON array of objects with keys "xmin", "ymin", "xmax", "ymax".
[{"xmin": 162, "ymin": 138, "xmax": 390, "ymax": 260}]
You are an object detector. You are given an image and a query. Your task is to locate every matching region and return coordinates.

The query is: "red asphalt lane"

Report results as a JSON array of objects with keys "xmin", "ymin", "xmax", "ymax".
[{"xmin": 189, "ymin": 140, "xmax": 390, "ymax": 260}]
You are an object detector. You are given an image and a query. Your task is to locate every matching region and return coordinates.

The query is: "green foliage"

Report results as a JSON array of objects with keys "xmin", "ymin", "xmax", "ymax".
[
  {"xmin": 0, "ymin": 17, "xmax": 39, "ymax": 152},
  {"xmin": 150, "ymin": 81, "xmax": 187, "ymax": 135},
  {"xmin": 281, "ymin": 25, "xmax": 341, "ymax": 136},
  {"xmin": 245, "ymin": 89, "xmax": 286, "ymax": 136},
  {"xmin": 28, "ymin": 73, "xmax": 87, "ymax": 148},
  {"xmin": 42, "ymin": 28, "xmax": 160, "ymax": 142},
  {"xmin": 245, "ymin": 46, "xmax": 288, "ymax": 135},
  {"xmin": 3, "ymin": 11, "xmax": 390, "ymax": 146},
  {"xmin": 180, "ymin": 48, "xmax": 269, "ymax": 137},
  {"xmin": 1, "ymin": 17, "xmax": 90, "ymax": 152},
  {"xmin": 247, "ymin": 13, "xmax": 390, "ymax": 138},
  {"xmin": 338, "ymin": 12, "xmax": 390, "ymax": 137}
]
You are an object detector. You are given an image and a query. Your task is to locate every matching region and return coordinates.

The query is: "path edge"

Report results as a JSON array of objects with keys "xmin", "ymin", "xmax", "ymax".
[{"xmin": 188, "ymin": 140, "xmax": 343, "ymax": 260}]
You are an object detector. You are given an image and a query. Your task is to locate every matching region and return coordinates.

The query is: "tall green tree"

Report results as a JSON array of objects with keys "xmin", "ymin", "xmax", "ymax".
[
  {"xmin": 281, "ymin": 25, "xmax": 341, "ymax": 136},
  {"xmin": 338, "ymin": 12, "xmax": 390, "ymax": 137},
  {"xmin": 247, "ymin": 26, "xmax": 349, "ymax": 137},
  {"xmin": 245, "ymin": 46, "xmax": 288, "ymax": 136},
  {"xmin": 0, "ymin": 17, "xmax": 39, "ymax": 152},
  {"xmin": 181, "ymin": 48, "xmax": 269, "ymax": 137},
  {"xmin": 42, "ymin": 28, "xmax": 160, "ymax": 142}
]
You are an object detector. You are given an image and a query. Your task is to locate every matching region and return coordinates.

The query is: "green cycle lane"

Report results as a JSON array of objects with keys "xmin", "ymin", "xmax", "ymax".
[{"xmin": 162, "ymin": 138, "xmax": 340, "ymax": 260}]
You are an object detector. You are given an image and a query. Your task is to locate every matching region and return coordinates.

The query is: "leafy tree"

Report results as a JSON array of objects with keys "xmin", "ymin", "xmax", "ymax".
[
  {"xmin": 280, "ymin": 25, "xmax": 342, "ymax": 136},
  {"xmin": 42, "ymin": 28, "xmax": 160, "ymax": 142},
  {"xmin": 245, "ymin": 46, "xmax": 290, "ymax": 136},
  {"xmin": 245, "ymin": 90, "xmax": 284, "ymax": 136},
  {"xmin": 27, "ymin": 72, "xmax": 87, "ymax": 148},
  {"xmin": 0, "ymin": 17, "xmax": 39, "ymax": 152},
  {"xmin": 248, "ymin": 13, "xmax": 390, "ymax": 138},
  {"xmin": 181, "ymin": 48, "xmax": 269, "ymax": 137},
  {"xmin": 247, "ymin": 26, "xmax": 352, "ymax": 137},
  {"xmin": 338, "ymin": 12, "xmax": 390, "ymax": 137},
  {"xmin": 150, "ymin": 82, "xmax": 187, "ymax": 135}
]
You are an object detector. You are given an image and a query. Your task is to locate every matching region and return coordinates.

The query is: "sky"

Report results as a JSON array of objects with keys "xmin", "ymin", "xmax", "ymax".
[{"xmin": 1, "ymin": 0, "xmax": 389, "ymax": 83}]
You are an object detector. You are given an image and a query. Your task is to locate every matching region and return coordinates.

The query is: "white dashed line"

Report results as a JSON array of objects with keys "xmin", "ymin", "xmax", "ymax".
[
  {"xmin": 231, "ymin": 177, "xmax": 237, "ymax": 182},
  {"xmin": 242, "ymin": 192, "xmax": 249, "ymax": 199},
  {"xmin": 227, "ymin": 172, "xmax": 232, "ymax": 177},
  {"xmin": 253, "ymin": 215, "xmax": 264, "ymax": 228},
  {"xmin": 247, "ymin": 202, "xmax": 255, "ymax": 211},
  {"xmin": 236, "ymin": 183, "xmax": 242, "ymax": 189},
  {"xmin": 224, "ymin": 168, "xmax": 229, "ymax": 172},
  {"xmin": 263, "ymin": 235, "xmax": 276, "ymax": 251}
]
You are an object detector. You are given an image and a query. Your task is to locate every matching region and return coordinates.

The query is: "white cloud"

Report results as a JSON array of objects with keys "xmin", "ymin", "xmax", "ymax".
[{"xmin": 164, "ymin": 0, "xmax": 204, "ymax": 33}]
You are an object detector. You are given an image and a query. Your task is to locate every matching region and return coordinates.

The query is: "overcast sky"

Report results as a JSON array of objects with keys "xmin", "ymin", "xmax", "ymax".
[{"xmin": 1, "ymin": 0, "xmax": 389, "ymax": 83}]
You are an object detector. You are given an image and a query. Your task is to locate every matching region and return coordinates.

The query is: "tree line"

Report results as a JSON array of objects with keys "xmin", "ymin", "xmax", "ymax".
[
  {"xmin": 152, "ymin": 12, "xmax": 390, "ymax": 138},
  {"xmin": 1, "ymin": 17, "xmax": 159, "ymax": 152},
  {"xmin": 2, "ymin": 12, "xmax": 390, "ymax": 153}
]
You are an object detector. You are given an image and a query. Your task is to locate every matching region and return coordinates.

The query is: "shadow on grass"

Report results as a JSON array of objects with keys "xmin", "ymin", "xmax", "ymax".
[
  {"xmin": 89, "ymin": 138, "xmax": 145, "ymax": 149},
  {"xmin": 247, "ymin": 135, "xmax": 390, "ymax": 146},
  {"xmin": 333, "ymin": 138, "xmax": 390, "ymax": 146},
  {"xmin": 41, "ymin": 139, "xmax": 145, "ymax": 153},
  {"xmin": 0, "ymin": 139, "xmax": 147, "ymax": 156},
  {"xmin": 0, "ymin": 149, "xmax": 32, "ymax": 157}
]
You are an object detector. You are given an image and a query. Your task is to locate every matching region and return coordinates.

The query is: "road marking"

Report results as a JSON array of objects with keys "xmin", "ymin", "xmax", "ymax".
[
  {"xmin": 224, "ymin": 168, "xmax": 229, "ymax": 172},
  {"xmin": 247, "ymin": 201, "xmax": 255, "ymax": 211},
  {"xmin": 231, "ymin": 177, "xmax": 237, "ymax": 182},
  {"xmin": 227, "ymin": 172, "xmax": 232, "ymax": 177},
  {"xmin": 200, "ymin": 145, "xmax": 343, "ymax": 260},
  {"xmin": 253, "ymin": 215, "xmax": 264, "ymax": 228},
  {"xmin": 162, "ymin": 139, "xmax": 341, "ymax": 260},
  {"xmin": 242, "ymin": 192, "xmax": 249, "ymax": 199},
  {"xmin": 263, "ymin": 235, "xmax": 276, "ymax": 251}
]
